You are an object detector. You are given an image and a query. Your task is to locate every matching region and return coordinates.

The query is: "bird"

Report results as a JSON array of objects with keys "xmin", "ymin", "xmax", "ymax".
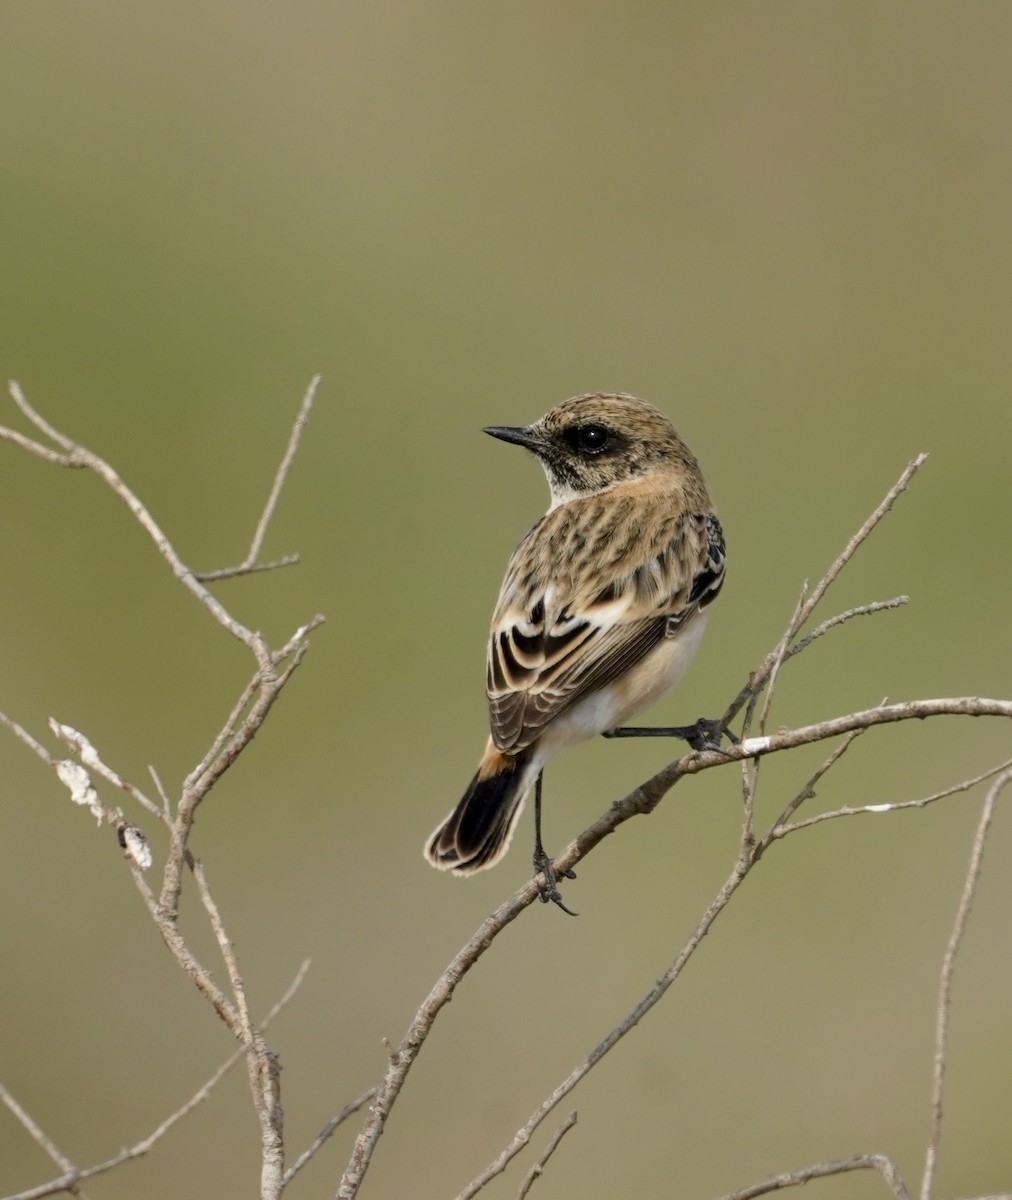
[{"xmin": 424, "ymin": 392, "xmax": 726, "ymax": 910}]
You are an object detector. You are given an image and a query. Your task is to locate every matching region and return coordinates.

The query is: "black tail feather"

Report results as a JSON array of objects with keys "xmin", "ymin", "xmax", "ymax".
[{"xmin": 425, "ymin": 750, "xmax": 532, "ymax": 875}]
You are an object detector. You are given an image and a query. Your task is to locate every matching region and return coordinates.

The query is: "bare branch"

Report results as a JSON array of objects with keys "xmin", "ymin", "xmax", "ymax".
[
  {"xmin": 0, "ymin": 711, "xmax": 54, "ymax": 767},
  {"xmin": 191, "ymin": 857, "xmax": 259, "ymax": 1051},
  {"xmin": 195, "ymin": 554, "xmax": 301, "ymax": 583},
  {"xmin": 126, "ymin": 861, "xmax": 244, "ymax": 1036},
  {"xmin": 773, "ymin": 756, "xmax": 1012, "ymax": 838},
  {"xmin": 4, "ymin": 384, "xmax": 272, "ymax": 667},
  {"xmin": 148, "ymin": 764, "xmax": 172, "ymax": 820},
  {"xmin": 189, "ymin": 855, "xmax": 286, "ymax": 1194},
  {"xmin": 738, "ymin": 584, "xmax": 807, "ymax": 850},
  {"xmin": 338, "ymin": 694, "xmax": 1012, "ymax": 1200},
  {"xmin": 755, "ymin": 725, "xmax": 869, "ymax": 856},
  {"xmin": 0, "ymin": 1086, "xmax": 79, "ymax": 1182},
  {"xmin": 48, "ymin": 719, "xmax": 164, "ymax": 824},
  {"xmin": 756, "ymin": 583, "xmax": 807, "ymax": 738},
  {"xmin": 786, "ymin": 596, "xmax": 909, "ymax": 661},
  {"xmin": 6, "ymin": 383, "xmax": 74, "ymax": 450},
  {"xmin": 0, "ymin": 960, "xmax": 310, "ymax": 1200},
  {"xmin": 284, "ymin": 1087, "xmax": 379, "ymax": 1185},
  {"xmin": 920, "ymin": 769, "xmax": 1011, "ymax": 1200},
  {"xmin": 194, "ymin": 375, "xmax": 319, "ymax": 581},
  {"xmin": 515, "ymin": 1112, "xmax": 578, "ymax": 1200},
  {"xmin": 709, "ymin": 1154, "xmax": 912, "ymax": 1200},
  {"xmin": 724, "ymin": 454, "xmax": 928, "ymax": 728},
  {"xmin": 160, "ymin": 645, "xmax": 312, "ymax": 924},
  {"xmin": 455, "ymin": 857, "xmax": 750, "ymax": 1198}
]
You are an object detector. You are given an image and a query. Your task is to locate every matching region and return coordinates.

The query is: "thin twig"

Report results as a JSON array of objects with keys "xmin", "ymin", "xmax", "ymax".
[
  {"xmin": 920, "ymin": 769, "xmax": 1011, "ymax": 1200},
  {"xmin": 160, "ymin": 649, "xmax": 309, "ymax": 924},
  {"xmin": 515, "ymin": 1112, "xmax": 578, "ymax": 1199},
  {"xmin": 4, "ymin": 382, "xmax": 271, "ymax": 668},
  {"xmin": 48, "ymin": 720, "xmax": 163, "ymax": 823},
  {"xmin": 786, "ymin": 597, "xmax": 909, "ymax": 661},
  {"xmin": 709, "ymin": 1153, "xmax": 912, "ymax": 1200},
  {"xmin": 283, "ymin": 1087, "xmax": 379, "ymax": 1185},
  {"xmin": 195, "ymin": 554, "xmax": 301, "ymax": 583},
  {"xmin": 0, "ymin": 711, "xmax": 54, "ymax": 766},
  {"xmin": 738, "ymin": 584, "xmax": 807, "ymax": 850},
  {"xmin": 773, "ymin": 756, "xmax": 1012, "ymax": 839},
  {"xmin": 0, "ymin": 1087, "xmax": 79, "ymax": 1181},
  {"xmin": 194, "ymin": 375, "xmax": 319, "ymax": 581},
  {"xmin": 723, "ymin": 454, "xmax": 928, "ymax": 729},
  {"xmin": 755, "ymin": 725, "xmax": 870, "ymax": 858},
  {"xmin": 148, "ymin": 764, "xmax": 172, "ymax": 821},
  {"xmin": 182, "ymin": 668, "xmax": 264, "ymax": 793},
  {"xmin": 189, "ymin": 856, "xmax": 285, "ymax": 1195},
  {"xmin": 757, "ymin": 583, "xmax": 808, "ymax": 738}
]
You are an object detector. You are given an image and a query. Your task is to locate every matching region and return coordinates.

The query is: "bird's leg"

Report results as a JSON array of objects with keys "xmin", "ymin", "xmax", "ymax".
[
  {"xmin": 602, "ymin": 717, "xmax": 739, "ymax": 753},
  {"xmin": 531, "ymin": 771, "xmax": 578, "ymax": 916}
]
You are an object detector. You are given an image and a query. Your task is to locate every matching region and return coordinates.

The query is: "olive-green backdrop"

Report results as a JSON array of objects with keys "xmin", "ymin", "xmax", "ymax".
[{"xmin": 1, "ymin": 4, "xmax": 1010, "ymax": 1198}]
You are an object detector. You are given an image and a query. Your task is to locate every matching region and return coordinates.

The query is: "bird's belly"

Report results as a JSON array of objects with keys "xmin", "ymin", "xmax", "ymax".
[{"xmin": 537, "ymin": 610, "xmax": 710, "ymax": 758}]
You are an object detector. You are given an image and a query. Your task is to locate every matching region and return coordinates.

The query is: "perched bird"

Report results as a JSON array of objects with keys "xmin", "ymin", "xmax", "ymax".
[{"xmin": 424, "ymin": 393, "xmax": 726, "ymax": 907}]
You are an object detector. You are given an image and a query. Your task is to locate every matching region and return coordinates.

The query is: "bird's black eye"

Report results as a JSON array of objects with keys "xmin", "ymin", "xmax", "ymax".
[{"xmin": 566, "ymin": 424, "xmax": 612, "ymax": 455}]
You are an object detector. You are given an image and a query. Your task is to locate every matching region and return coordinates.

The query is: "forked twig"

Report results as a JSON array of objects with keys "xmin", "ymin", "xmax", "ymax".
[
  {"xmin": 195, "ymin": 374, "xmax": 319, "ymax": 581},
  {"xmin": 515, "ymin": 1112, "xmax": 578, "ymax": 1199},
  {"xmin": 709, "ymin": 1153, "xmax": 912, "ymax": 1200},
  {"xmin": 3, "ymin": 381, "xmax": 270, "ymax": 667},
  {"xmin": 284, "ymin": 1087, "xmax": 380, "ymax": 1186},
  {"xmin": 723, "ymin": 454, "xmax": 928, "ymax": 729}
]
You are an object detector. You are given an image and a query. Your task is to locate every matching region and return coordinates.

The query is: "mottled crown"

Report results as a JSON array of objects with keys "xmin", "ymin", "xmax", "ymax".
[{"xmin": 522, "ymin": 392, "xmax": 709, "ymax": 506}]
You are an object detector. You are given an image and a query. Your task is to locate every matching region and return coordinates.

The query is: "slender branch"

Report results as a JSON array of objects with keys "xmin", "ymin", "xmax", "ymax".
[
  {"xmin": 920, "ymin": 769, "xmax": 1011, "ymax": 1200},
  {"xmin": 48, "ymin": 720, "xmax": 164, "ymax": 824},
  {"xmin": 4, "ymin": 381, "xmax": 271, "ymax": 668},
  {"xmin": 284, "ymin": 1087, "xmax": 379, "ymax": 1185},
  {"xmin": 755, "ymin": 725, "xmax": 869, "ymax": 857},
  {"xmin": 738, "ymin": 584, "xmax": 807, "ymax": 849},
  {"xmin": 194, "ymin": 375, "xmax": 319, "ymax": 581},
  {"xmin": 0, "ymin": 1087, "xmax": 79, "ymax": 1182},
  {"xmin": 709, "ymin": 1154, "xmax": 912, "ymax": 1200},
  {"xmin": 757, "ymin": 583, "xmax": 807, "ymax": 738},
  {"xmin": 191, "ymin": 858, "xmax": 259, "ymax": 1054},
  {"xmin": 183, "ymin": 668, "xmax": 264, "ymax": 793},
  {"xmin": 773, "ymin": 757, "xmax": 1012, "ymax": 838},
  {"xmin": 515, "ymin": 1112, "xmax": 578, "ymax": 1199},
  {"xmin": 160, "ymin": 647, "xmax": 309, "ymax": 923},
  {"xmin": 0, "ymin": 711, "xmax": 54, "ymax": 767},
  {"xmin": 190, "ymin": 856, "xmax": 285, "ymax": 1195},
  {"xmin": 130, "ymin": 865, "xmax": 243, "ymax": 1036},
  {"xmin": 723, "ymin": 454, "xmax": 928, "ymax": 728},
  {"xmin": 786, "ymin": 597, "xmax": 908, "ymax": 661}
]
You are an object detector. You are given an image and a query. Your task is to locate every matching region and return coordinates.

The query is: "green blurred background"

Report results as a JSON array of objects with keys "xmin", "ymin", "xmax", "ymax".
[{"xmin": 1, "ymin": 3, "xmax": 1010, "ymax": 1197}]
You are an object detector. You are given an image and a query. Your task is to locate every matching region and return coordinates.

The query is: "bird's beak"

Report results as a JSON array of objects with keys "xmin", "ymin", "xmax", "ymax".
[{"xmin": 483, "ymin": 425, "xmax": 544, "ymax": 452}]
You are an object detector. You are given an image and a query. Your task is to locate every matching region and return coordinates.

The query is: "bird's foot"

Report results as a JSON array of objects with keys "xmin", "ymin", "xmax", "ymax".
[
  {"xmin": 532, "ymin": 847, "xmax": 578, "ymax": 916},
  {"xmin": 603, "ymin": 716, "xmax": 739, "ymax": 753}
]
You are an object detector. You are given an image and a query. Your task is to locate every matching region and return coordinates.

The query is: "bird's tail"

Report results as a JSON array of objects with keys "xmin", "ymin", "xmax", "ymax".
[{"xmin": 424, "ymin": 745, "xmax": 534, "ymax": 875}]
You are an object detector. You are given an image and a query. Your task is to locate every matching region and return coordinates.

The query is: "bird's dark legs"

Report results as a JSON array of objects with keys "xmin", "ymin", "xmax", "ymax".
[
  {"xmin": 532, "ymin": 771, "xmax": 577, "ymax": 916},
  {"xmin": 602, "ymin": 716, "xmax": 738, "ymax": 753}
]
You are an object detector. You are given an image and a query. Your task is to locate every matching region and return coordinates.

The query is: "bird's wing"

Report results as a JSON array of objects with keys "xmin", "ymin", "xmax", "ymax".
[{"xmin": 486, "ymin": 502, "xmax": 725, "ymax": 753}]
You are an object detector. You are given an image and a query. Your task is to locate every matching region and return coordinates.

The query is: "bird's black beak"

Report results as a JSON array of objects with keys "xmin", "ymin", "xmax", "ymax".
[{"xmin": 483, "ymin": 425, "xmax": 544, "ymax": 452}]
